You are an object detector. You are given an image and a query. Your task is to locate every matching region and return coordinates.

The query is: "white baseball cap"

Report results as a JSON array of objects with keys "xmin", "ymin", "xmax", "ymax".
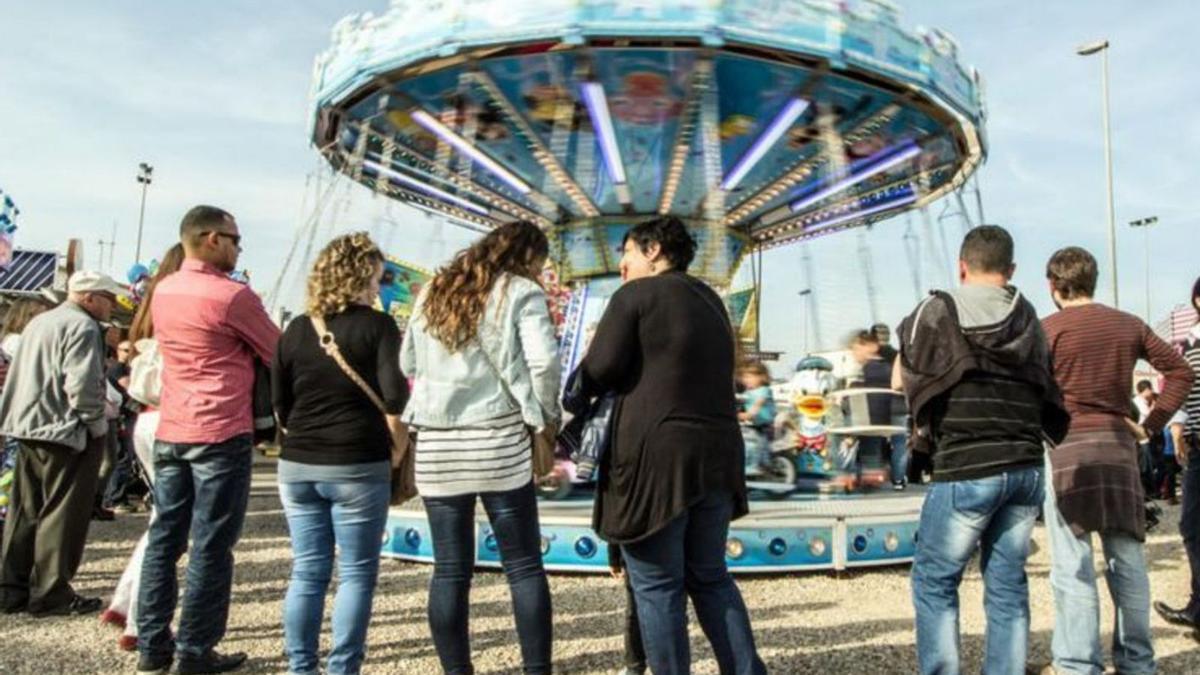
[{"xmin": 68, "ymin": 270, "xmax": 129, "ymax": 297}]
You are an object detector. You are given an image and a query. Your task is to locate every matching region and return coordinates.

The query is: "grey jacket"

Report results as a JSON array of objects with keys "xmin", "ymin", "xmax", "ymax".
[
  {"xmin": 0, "ymin": 301, "xmax": 108, "ymax": 451},
  {"xmin": 401, "ymin": 274, "xmax": 561, "ymax": 430}
]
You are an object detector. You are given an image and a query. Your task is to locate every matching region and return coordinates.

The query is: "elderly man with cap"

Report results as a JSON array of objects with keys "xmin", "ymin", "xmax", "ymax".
[{"xmin": 0, "ymin": 270, "xmax": 126, "ymax": 616}]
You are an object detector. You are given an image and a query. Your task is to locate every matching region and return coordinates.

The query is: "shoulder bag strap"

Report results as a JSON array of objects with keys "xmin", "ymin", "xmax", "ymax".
[{"xmin": 310, "ymin": 315, "xmax": 387, "ymax": 416}]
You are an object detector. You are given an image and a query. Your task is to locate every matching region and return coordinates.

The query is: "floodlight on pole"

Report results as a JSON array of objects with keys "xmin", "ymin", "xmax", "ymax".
[
  {"xmin": 1129, "ymin": 216, "xmax": 1158, "ymax": 322},
  {"xmin": 135, "ymin": 163, "xmax": 154, "ymax": 264},
  {"xmin": 1076, "ymin": 39, "xmax": 1118, "ymax": 308}
]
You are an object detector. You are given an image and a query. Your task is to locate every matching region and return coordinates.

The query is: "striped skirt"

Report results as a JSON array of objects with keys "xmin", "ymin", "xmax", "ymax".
[{"xmin": 414, "ymin": 411, "xmax": 532, "ymax": 498}]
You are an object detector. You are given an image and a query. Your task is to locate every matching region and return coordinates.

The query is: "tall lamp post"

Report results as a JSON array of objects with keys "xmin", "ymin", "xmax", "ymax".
[
  {"xmin": 798, "ymin": 288, "xmax": 813, "ymax": 356},
  {"xmin": 1076, "ymin": 39, "xmax": 1118, "ymax": 308},
  {"xmin": 135, "ymin": 162, "xmax": 154, "ymax": 264},
  {"xmin": 1129, "ymin": 216, "xmax": 1158, "ymax": 322}
]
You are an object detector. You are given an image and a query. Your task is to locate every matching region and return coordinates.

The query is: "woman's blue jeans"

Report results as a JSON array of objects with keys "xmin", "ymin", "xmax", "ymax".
[
  {"xmin": 621, "ymin": 492, "xmax": 766, "ymax": 675},
  {"xmin": 279, "ymin": 479, "xmax": 390, "ymax": 675},
  {"xmin": 423, "ymin": 481, "xmax": 552, "ymax": 675}
]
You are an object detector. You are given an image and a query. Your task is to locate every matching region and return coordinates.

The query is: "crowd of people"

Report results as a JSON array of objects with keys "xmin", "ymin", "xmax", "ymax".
[{"xmin": 0, "ymin": 211, "xmax": 1197, "ymax": 675}]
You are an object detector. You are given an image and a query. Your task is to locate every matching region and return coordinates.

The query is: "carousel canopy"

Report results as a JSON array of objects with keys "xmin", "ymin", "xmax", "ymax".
[{"xmin": 310, "ymin": 0, "xmax": 985, "ymax": 282}]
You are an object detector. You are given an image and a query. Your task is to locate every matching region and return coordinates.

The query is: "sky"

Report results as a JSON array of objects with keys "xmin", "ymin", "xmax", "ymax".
[{"xmin": 2, "ymin": 1, "xmax": 1197, "ymax": 372}]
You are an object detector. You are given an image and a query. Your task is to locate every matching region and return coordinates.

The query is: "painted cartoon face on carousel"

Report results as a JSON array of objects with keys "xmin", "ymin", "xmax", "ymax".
[{"xmin": 610, "ymin": 72, "xmax": 683, "ymax": 125}]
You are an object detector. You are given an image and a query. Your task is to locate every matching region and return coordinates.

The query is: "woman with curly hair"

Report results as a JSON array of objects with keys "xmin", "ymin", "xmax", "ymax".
[
  {"xmin": 401, "ymin": 220, "xmax": 560, "ymax": 674},
  {"xmin": 271, "ymin": 232, "xmax": 409, "ymax": 675}
]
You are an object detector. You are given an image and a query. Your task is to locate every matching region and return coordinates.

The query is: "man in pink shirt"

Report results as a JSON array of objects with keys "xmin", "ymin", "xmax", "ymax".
[{"xmin": 136, "ymin": 205, "xmax": 279, "ymax": 675}]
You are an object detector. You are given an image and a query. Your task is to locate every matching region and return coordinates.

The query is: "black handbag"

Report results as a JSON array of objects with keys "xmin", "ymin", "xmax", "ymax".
[{"xmin": 560, "ymin": 366, "xmax": 616, "ymax": 481}]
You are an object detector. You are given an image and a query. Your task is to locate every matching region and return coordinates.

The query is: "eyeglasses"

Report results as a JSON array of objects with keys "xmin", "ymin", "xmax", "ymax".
[{"xmin": 203, "ymin": 231, "xmax": 242, "ymax": 248}]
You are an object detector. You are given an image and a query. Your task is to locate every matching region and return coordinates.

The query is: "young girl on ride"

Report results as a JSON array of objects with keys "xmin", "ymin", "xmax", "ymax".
[{"xmin": 738, "ymin": 362, "xmax": 775, "ymax": 475}]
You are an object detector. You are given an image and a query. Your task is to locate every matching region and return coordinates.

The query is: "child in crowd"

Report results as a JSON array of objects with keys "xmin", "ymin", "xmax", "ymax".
[
  {"xmin": 738, "ymin": 362, "xmax": 776, "ymax": 475},
  {"xmin": 608, "ymin": 545, "xmax": 647, "ymax": 675}
]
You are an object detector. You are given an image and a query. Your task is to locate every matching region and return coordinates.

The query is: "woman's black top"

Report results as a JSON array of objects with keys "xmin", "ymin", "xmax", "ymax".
[
  {"xmin": 582, "ymin": 270, "xmax": 748, "ymax": 544},
  {"xmin": 272, "ymin": 305, "xmax": 408, "ymax": 466}
]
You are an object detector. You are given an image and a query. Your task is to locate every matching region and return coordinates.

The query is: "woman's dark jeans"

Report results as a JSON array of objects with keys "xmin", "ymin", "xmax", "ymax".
[
  {"xmin": 423, "ymin": 481, "xmax": 552, "ymax": 674},
  {"xmin": 622, "ymin": 492, "xmax": 766, "ymax": 675}
]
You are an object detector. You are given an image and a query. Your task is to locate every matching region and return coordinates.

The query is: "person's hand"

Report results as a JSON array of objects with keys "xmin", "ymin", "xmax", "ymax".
[
  {"xmin": 609, "ymin": 566, "xmax": 625, "ymax": 581},
  {"xmin": 738, "ymin": 412, "xmax": 750, "ymax": 423}
]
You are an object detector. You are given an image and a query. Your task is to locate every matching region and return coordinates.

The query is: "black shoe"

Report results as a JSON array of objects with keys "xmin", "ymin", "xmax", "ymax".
[
  {"xmin": 92, "ymin": 506, "xmax": 116, "ymax": 521},
  {"xmin": 174, "ymin": 649, "xmax": 247, "ymax": 675},
  {"xmin": 29, "ymin": 594, "xmax": 103, "ymax": 617},
  {"xmin": 0, "ymin": 594, "xmax": 27, "ymax": 614},
  {"xmin": 1153, "ymin": 600, "xmax": 1196, "ymax": 627},
  {"xmin": 137, "ymin": 653, "xmax": 173, "ymax": 674}
]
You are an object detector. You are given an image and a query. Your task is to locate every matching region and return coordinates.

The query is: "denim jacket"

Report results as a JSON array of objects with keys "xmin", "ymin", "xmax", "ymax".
[{"xmin": 401, "ymin": 274, "xmax": 561, "ymax": 431}]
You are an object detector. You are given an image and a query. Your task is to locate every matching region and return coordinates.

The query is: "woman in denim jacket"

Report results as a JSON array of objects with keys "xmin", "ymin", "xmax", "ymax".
[{"xmin": 401, "ymin": 220, "xmax": 561, "ymax": 675}]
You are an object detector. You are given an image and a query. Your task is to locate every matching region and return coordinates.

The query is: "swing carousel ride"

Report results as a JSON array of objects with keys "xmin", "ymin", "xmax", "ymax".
[{"xmin": 307, "ymin": 0, "xmax": 986, "ymax": 572}]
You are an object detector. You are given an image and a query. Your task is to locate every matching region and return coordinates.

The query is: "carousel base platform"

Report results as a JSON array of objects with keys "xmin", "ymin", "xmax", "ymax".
[{"xmin": 382, "ymin": 486, "xmax": 925, "ymax": 574}]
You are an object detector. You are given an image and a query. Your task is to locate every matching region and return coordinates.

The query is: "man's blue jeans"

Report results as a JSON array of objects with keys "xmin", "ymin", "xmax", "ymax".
[
  {"xmin": 279, "ymin": 479, "xmax": 390, "ymax": 675},
  {"xmin": 1044, "ymin": 457, "xmax": 1155, "ymax": 674},
  {"xmin": 621, "ymin": 492, "xmax": 766, "ymax": 675},
  {"xmin": 911, "ymin": 465, "xmax": 1043, "ymax": 675},
  {"xmin": 423, "ymin": 481, "xmax": 552, "ymax": 675},
  {"xmin": 136, "ymin": 435, "xmax": 253, "ymax": 659}
]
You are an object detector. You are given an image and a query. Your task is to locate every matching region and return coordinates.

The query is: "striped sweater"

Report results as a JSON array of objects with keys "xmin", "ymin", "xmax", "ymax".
[
  {"xmin": 1185, "ymin": 325, "xmax": 1200, "ymax": 437},
  {"xmin": 1042, "ymin": 302, "xmax": 1194, "ymax": 539}
]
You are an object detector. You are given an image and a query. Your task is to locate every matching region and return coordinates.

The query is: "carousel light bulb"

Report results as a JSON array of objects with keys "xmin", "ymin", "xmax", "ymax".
[
  {"xmin": 790, "ymin": 141, "xmax": 920, "ymax": 212},
  {"xmin": 580, "ymin": 82, "xmax": 628, "ymax": 185},
  {"xmin": 411, "ymin": 109, "xmax": 532, "ymax": 195},
  {"xmin": 722, "ymin": 97, "xmax": 809, "ymax": 190}
]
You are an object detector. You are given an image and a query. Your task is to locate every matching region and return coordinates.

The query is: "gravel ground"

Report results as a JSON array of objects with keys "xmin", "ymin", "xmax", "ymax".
[{"xmin": 2, "ymin": 458, "xmax": 1199, "ymax": 674}]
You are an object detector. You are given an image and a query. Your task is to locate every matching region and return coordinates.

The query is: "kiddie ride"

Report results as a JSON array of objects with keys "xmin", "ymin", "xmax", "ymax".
[{"xmin": 309, "ymin": 0, "xmax": 985, "ymax": 572}]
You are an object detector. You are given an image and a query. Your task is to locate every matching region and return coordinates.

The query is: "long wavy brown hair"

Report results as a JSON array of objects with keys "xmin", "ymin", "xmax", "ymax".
[
  {"xmin": 422, "ymin": 220, "xmax": 549, "ymax": 352},
  {"xmin": 129, "ymin": 243, "xmax": 186, "ymax": 345}
]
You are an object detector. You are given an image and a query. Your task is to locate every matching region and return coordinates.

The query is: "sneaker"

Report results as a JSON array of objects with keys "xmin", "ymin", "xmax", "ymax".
[
  {"xmin": 99, "ymin": 608, "xmax": 127, "ymax": 628},
  {"xmin": 137, "ymin": 653, "xmax": 172, "ymax": 674},
  {"xmin": 112, "ymin": 501, "xmax": 138, "ymax": 514},
  {"xmin": 892, "ymin": 481, "xmax": 907, "ymax": 492},
  {"xmin": 175, "ymin": 649, "xmax": 248, "ymax": 674},
  {"xmin": 29, "ymin": 594, "xmax": 103, "ymax": 617}
]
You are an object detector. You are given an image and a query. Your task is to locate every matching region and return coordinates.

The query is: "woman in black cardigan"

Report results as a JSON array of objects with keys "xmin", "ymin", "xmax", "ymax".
[{"xmin": 581, "ymin": 216, "xmax": 764, "ymax": 675}]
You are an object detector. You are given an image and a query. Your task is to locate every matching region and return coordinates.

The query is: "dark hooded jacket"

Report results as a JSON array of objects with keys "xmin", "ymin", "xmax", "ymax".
[{"xmin": 898, "ymin": 287, "xmax": 1070, "ymax": 476}]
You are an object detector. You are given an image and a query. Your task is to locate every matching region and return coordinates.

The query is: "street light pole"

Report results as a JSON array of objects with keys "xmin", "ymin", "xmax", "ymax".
[
  {"xmin": 135, "ymin": 163, "xmax": 154, "ymax": 264},
  {"xmin": 798, "ymin": 289, "xmax": 812, "ymax": 356},
  {"xmin": 1129, "ymin": 216, "xmax": 1158, "ymax": 322},
  {"xmin": 1076, "ymin": 39, "xmax": 1118, "ymax": 308}
]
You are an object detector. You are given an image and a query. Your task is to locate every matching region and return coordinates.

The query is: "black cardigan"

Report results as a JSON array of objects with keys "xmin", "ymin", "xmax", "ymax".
[{"xmin": 581, "ymin": 271, "xmax": 748, "ymax": 544}]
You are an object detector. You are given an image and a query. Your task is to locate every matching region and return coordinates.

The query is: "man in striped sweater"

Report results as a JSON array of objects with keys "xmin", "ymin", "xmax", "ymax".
[
  {"xmin": 1155, "ymin": 276, "xmax": 1200, "ymax": 639},
  {"xmin": 1041, "ymin": 247, "xmax": 1193, "ymax": 675}
]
